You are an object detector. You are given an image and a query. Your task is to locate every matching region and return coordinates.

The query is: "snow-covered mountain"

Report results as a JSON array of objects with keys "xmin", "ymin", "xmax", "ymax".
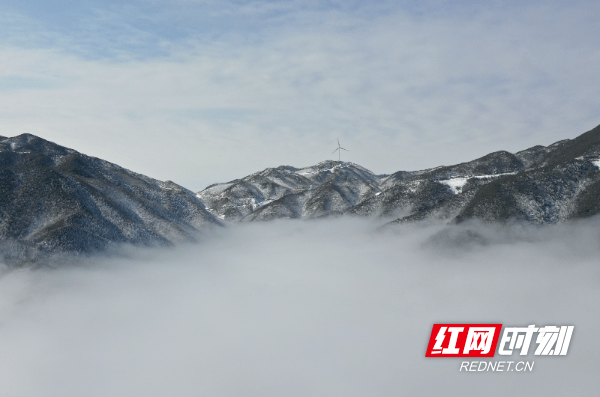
[
  {"xmin": 2, "ymin": 123, "xmax": 600, "ymax": 264},
  {"xmin": 197, "ymin": 161, "xmax": 383, "ymax": 222},
  {"xmin": 198, "ymin": 123, "xmax": 600, "ymax": 225},
  {"xmin": 0, "ymin": 134, "xmax": 220, "ymax": 265}
]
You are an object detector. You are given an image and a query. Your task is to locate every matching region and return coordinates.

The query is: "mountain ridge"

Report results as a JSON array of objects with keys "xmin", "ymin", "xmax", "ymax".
[
  {"xmin": 197, "ymin": 123, "xmax": 600, "ymax": 225},
  {"xmin": 1, "ymin": 123, "xmax": 600, "ymax": 264}
]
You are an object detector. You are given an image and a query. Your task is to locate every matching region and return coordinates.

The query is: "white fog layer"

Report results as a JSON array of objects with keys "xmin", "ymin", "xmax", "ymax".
[{"xmin": 0, "ymin": 219, "xmax": 597, "ymax": 396}]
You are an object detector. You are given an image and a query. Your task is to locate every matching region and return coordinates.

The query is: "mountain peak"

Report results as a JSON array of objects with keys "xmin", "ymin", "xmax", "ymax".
[
  {"xmin": 197, "ymin": 160, "xmax": 382, "ymax": 222},
  {"xmin": 0, "ymin": 133, "xmax": 74, "ymax": 157},
  {"xmin": 0, "ymin": 133, "xmax": 220, "ymax": 265}
]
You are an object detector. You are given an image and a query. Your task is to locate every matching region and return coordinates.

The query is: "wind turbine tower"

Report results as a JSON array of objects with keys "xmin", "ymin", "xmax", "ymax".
[{"xmin": 332, "ymin": 138, "xmax": 349, "ymax": 161}]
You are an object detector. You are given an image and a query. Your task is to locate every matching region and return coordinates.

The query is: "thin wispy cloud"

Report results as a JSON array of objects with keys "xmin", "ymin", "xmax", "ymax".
[{"xmin": 0, "ymin": 1, "xmax": 598, "ymax": 190}]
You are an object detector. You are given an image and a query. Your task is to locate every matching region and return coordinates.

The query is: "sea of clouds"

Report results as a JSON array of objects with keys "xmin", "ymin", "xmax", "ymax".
[{"xmin": 0, "ymin": 218, "xmax": 597, "ymax": 396}]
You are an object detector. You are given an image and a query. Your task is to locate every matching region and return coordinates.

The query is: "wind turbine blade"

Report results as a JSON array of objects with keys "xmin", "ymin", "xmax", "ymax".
[
  {"xmin": 332, "ymin": 148, "xmax": 339, "ymax": 154},
  {"xmin": 341, "ymin": 148, "xmax": 349, "ymax": 151}
]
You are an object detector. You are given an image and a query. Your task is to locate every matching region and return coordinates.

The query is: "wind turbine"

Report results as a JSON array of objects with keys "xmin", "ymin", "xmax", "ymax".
[{"xmin": 332, "ymin": 138, "xmax": 348, "ymax": 161}]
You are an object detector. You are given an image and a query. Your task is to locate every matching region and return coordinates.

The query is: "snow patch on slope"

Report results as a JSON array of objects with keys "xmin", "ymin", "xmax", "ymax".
[
  {"xmin": 440, "ymin": 177, "xmax": 469, "ymax": 194},
  {"xmin": 298, "ymin": 162, "xmax": 353, "ymax": 176},
  {"xmin": 440, "ymin": 172, "xmax": 518, "ymax": 194},
  {"xmin": 251, "ymin": 198, "xmax": 274, "ymax": 210}
]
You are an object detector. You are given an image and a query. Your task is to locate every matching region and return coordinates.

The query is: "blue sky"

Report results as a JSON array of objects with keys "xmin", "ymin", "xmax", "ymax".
[{"xmin": 0, "ymin": 0, "xmax": 599, "ymax": 190}]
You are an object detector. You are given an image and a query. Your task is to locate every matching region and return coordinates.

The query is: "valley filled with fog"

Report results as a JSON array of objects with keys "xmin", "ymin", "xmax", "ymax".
[{"xmin": 0, "ymin": 218, "xmax": 597, "ymax": 396}]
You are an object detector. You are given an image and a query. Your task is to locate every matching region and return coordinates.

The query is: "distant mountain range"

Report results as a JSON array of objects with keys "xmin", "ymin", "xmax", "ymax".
[
  {"xmin": 1, "ymin": 123, "xmax": 600, "ymax": 263},
  {"xmin": 198, "ymin": 124, "xmax": 600, "ymax": 225}
]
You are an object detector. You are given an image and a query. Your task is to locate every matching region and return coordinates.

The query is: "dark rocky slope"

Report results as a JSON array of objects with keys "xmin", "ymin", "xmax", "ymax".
[{"xmin": 0, "ymin": 134, "xmax": 220, "ymax": 264}]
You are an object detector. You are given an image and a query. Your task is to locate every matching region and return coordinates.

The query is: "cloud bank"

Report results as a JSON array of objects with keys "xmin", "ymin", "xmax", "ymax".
[{"xmin": 0, "ymin": 218, "xmax": 597, "ymax": 396}]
